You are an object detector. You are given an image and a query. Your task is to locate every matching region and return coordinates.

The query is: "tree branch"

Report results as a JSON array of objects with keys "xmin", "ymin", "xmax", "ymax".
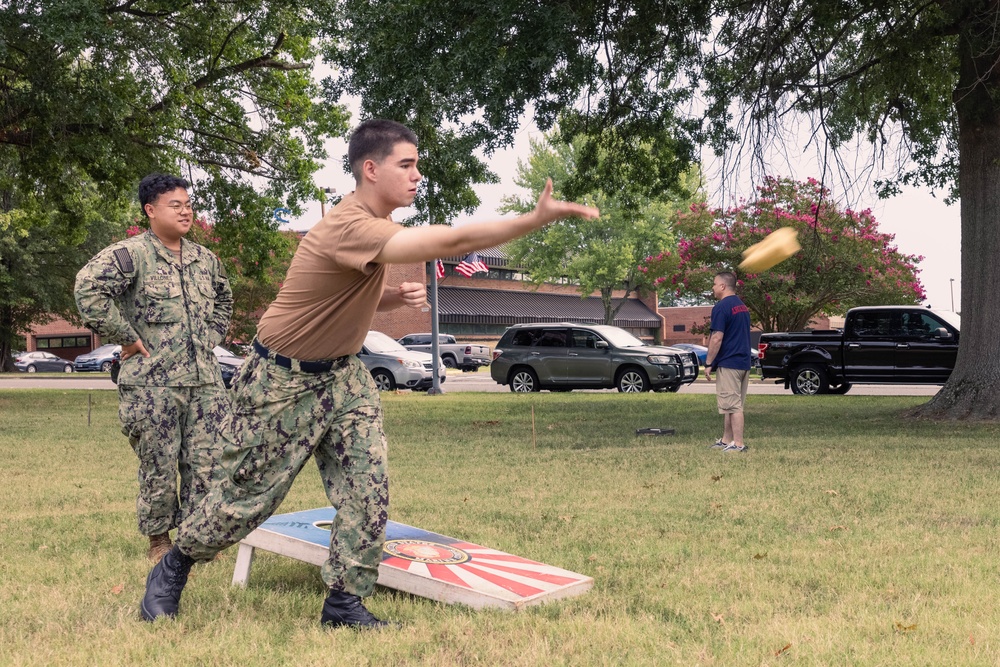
[{"xmin": 146, "ymin": 32, "xmax": 306, "ymax": 115}]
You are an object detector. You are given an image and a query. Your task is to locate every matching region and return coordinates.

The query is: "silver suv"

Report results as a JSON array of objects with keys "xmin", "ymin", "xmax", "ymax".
[
  {"xmin": 359, "ymin": 331, "xmax": 446, "ymax": 391},
  {"xmin": 490, "ymin": 323, "xmax": 699, "ymax": 393}
]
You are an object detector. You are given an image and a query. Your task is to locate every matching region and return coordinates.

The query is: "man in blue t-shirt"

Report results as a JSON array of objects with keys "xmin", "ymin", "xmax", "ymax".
[{"xmin": 704, "ymin": 271, "xmax": 752, "ymax": 453}]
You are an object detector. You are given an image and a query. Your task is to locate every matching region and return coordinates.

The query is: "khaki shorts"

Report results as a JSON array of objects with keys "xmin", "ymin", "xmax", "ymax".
[{"xmin": 716, "ymin": 367, "xmax": 750, "ymax": 414}]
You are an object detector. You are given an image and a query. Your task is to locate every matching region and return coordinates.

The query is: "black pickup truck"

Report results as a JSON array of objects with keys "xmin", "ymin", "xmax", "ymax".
[{"xmin": 758, "ymin": 306, "xmax": 960, "ymax": 395}]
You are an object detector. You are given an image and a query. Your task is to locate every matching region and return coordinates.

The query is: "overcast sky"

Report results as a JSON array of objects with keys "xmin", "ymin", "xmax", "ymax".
[{"xmin": 288, "ymin": 124, "xmax": 962, "ymax": 314}]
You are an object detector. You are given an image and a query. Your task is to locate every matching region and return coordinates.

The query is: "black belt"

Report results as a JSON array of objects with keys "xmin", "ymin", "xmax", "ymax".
[{"xmin": 253, "ymin": 339, "xmax": 347, "ymax": 374}]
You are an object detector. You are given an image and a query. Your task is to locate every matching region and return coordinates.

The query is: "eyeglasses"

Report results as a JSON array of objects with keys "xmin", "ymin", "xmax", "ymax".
[{"xmin": 157, "ymin": 202, "xmax": 194, "ymax": 213}]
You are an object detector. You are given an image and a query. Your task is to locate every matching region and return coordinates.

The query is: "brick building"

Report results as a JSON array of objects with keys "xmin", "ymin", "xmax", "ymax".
[
  {"xmin": 21, "ymin": 316, "xmax": 95, "ymax": 361},
  {"xmin": 371, "ymin": 248, "xmax": 665, "ymax": 344}
]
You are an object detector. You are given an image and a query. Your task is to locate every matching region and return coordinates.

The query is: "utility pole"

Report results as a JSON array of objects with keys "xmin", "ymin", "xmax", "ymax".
[
  {"xmin": 950, "ymin": 278, "xmax": 955, "ymax": 312},
  {"xmin": 427, "ymin": 181, "xmax": 444, "ymax": 395},
  {"xmin": 320, "ymin": 187, "xmax": 336, "ymax": 217}
]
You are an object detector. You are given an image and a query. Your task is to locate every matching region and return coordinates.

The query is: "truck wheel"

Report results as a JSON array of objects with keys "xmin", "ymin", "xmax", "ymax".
[
  {"xmin": 370, "ymin": 369, "xmax": 396, "ymax": 391},
  {"xmin": 442, "ymin": 356, "xmax": 457, "ymax": 369},
  {"xmin": 791, "ymin": 364, "xmax": 828, "ymax": 395},
  {"xmin": 829, "ymin": 382, "xmax": 853, "ymax": 395},
  {"xmin": 509, "ymin": 367, "xmax": 540, "ymax": 393},
  {"xmin": 616, "ymin": 367, "xmax": 650, "ymax": 393}
]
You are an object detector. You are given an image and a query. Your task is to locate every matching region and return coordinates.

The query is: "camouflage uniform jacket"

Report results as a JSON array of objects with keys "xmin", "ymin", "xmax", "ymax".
[{"xmin": 75, "ymin": 231, "xmax": 233, "ymax": 387}]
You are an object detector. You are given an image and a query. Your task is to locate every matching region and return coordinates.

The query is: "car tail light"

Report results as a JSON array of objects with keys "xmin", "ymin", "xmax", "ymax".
[
  {"xmin": 758, "ymin": 342, "xmax": 768, "ymax": 356},
  {"xmin": 465, "ymin": 345, "xmax": 472, "ymax": 354},
  {"xmin": 493, "ymin": 350, "xmax": 503, "ymax": 360}
]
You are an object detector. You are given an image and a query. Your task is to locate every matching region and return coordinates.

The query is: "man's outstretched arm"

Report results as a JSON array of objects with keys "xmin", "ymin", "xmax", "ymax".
[{"xmin": 375, "ymin": 179, "xmax": 598, "ymax": 265}]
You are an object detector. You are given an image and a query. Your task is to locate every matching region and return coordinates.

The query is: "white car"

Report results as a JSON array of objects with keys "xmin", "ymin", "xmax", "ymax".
[{"xmin": 359, "ymin": 331, "xmax": 446, "ymax": 391}]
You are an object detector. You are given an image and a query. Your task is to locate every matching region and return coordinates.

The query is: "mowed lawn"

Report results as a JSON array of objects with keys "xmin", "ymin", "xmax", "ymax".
[{"xmin": 2, "ymin": 388, "xmax": 999, "ymax": 666}]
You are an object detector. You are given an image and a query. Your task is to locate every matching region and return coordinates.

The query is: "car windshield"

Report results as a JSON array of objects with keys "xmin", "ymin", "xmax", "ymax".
[
  {"xmin": 365, "ymin": 331, "xmax": 408, "ymax": 353},
  {"xmin": 91, "ymin": 344, "xmax": 119, "ymax": 355},
  {"xmin": 588, "ymin": 325, "xmax": 646, "ymax": 348}
]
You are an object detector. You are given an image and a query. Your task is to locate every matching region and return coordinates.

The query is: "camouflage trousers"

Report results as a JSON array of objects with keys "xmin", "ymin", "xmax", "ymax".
[
  {"xmin": 118, "ymin": 383, "xmax": 228, "ymax": 537},
  {"xmin": 176, "ymin": 348, "xmax": 389, "ymax": 597}
]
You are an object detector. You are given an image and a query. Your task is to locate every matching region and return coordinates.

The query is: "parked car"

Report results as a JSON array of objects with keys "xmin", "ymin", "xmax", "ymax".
[
  {"xmin": 359, "ymin": 331, "xmax": 446, "ymax": 391},
  {"xmin": 74, "ymin": 344, "xmax": 122, "ymax": 372},
  {"xmin": 490, "ymin": 323, "xmax": 700, "ymax": 393},
  {"xmin": 396, "ymin": 333, "xmax": 491, "ymax": 371},
  {"xmin": 758, "ymin": 306, "xmax": 960, "ymax": 395},
  {"xmin": 672, "ymin": 343, "xmax": 758, "ymax": 368},
  {"xmin": 672, "ymin": 343, "xmax": 708, "ymax": 366},
  {"xmin": 213, "ymin": 346, "xmax": 244, "ymax": 389},
  {"xmin": 15, "ymin": 351, "xmax": 74, "ymax": 373}
]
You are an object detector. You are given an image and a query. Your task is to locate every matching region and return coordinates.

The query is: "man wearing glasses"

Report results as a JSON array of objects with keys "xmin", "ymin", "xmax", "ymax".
[{"xmin": 75, "ymin": 173, "xmax": 233, "ymax": 562}]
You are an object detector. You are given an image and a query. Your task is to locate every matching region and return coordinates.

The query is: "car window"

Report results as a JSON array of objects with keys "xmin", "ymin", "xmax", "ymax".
[
  {"xmin": 903, "ymin": 311, "xmax": 951, "ymax": 339},
  {"xmin": 534, "ymin": 330, "xmax": 567, "ymax": 348},
  {"xmin": 588, "ymin": 325, "xmax": 646, "ymax": 348},
  {"xmin": 570, "ymin": 329, "xmax": 600, "ymax": 349},
  {"xmin": 510, "ymin": 329, "xmax": 541, "ymax": 347},
  {"xmin": 852, "ymin": 312, "xmax": 904, "ymax": 338}
]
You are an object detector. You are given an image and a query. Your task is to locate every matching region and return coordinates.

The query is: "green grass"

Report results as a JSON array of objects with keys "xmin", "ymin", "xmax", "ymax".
[{"xmin": 2, "ymin": 389, "xmax": 1000, "ymax": 666}]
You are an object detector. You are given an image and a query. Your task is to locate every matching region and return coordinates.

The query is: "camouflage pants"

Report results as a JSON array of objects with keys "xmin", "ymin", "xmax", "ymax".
[
  {"xmin": 176, "ymin": 349, "xmax": 389, "ymax": 597},
  {"xmin": 118, "ymin": 384, "xmax": 228, "ymax": 537}
]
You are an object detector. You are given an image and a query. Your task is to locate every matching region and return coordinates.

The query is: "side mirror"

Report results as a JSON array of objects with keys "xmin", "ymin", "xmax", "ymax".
[
  {"xmin": 933, "ymin": 328, "xmax": 954, "ymax": 341},
  {"xmin": 595, "ymin": 340, "xmax": 609, "ymax": 349}
]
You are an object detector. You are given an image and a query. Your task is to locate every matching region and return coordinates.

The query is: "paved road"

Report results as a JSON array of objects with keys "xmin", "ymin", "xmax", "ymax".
[{"xmin": 0, "ymin": 372, "xmax": 941, "ymax": 395}]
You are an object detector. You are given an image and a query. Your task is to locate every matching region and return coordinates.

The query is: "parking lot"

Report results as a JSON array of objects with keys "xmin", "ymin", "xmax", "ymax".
[{"xmin": 0, "ymin": 371, "xmax": 942, "ymax": 395}]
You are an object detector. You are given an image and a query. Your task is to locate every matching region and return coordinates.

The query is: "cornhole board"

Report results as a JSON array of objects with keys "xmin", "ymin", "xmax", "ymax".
[{"xmin": 231, "ymin": 507, "xmax": 593, "ymax": 611}]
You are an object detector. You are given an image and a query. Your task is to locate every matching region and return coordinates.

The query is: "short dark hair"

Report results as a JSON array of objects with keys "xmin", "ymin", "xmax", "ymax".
[
  {"xmin": 139, "ymin": 173, "xmax": 189, "ymax": 217},
  {"xmin": 715, "ymin": 271, "xmax": 737, "ymax": 290},
  {"xmin": 347, "ymin": 119, "xmax": 418, "ymax": 180}
]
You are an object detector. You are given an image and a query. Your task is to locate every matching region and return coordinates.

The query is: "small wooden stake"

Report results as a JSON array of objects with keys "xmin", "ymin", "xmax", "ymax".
[
  {"xmin": 531, "ymin": 404, "xmax": 536, "ymax": 449},
  {"xmin": 88, "ymin": 393, "xmax": 92, "ymax": 427}
]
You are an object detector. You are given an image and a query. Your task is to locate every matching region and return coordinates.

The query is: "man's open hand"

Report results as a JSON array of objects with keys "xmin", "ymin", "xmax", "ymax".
[{"xmin": 534, "ymin": 178, "xmax": 600, "ymax": 224}]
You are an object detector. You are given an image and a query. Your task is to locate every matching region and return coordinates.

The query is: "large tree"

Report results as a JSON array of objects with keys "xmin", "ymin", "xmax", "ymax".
[
  {"xmin": 501, "ymin": 133, "xmax": 692, "ymax": 324},
  {"xmin": 641, "ymin": 176, "xmax": 925, "ymax": 332},
  {"xmin": 0, "ymin": 169, "xmax": 135, "ymax": 371},
  {"xmin": 0, "ymin": 1, "xmax": 348, "ymax": 369},
  {"xmin": 326, "ymin": 0, "xmax": 997, "ymax": 419}
]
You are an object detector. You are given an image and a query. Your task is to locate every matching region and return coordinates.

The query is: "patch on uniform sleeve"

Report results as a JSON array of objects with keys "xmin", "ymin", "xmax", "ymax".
[{"xmin": 113, "ymin": 248, "xmax": 135, "ymax": 274}]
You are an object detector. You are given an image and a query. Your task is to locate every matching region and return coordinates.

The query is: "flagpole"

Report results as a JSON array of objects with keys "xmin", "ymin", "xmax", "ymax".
[{"xmin": 427, "ymin": 182, "xmax": 444, "ymax": 395}]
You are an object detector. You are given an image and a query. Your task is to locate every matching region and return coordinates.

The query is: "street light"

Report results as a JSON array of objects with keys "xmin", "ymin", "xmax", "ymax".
[
  {"xmin": 950, "ymin": 278, "xmax": 955, "ymax": 312},
  {"xmin": 320, "ymin": 187, "xmax": 336, "ymax": 217}
]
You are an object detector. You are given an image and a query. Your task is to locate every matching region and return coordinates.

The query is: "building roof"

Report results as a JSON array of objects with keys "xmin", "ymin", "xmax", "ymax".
[
  {"xmin": 441, "ymin": 244, "xmax": 513, "ymax": 268},
  {"xmin": 436, "ymin": 286, "xmax": 661, "ymax": 327}
]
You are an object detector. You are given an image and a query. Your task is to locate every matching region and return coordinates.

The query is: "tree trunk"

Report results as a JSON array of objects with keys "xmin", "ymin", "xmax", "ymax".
[
  {"xmin": 0, "ymin": 306, "xmax": 18, "ymax": 373},
  {"xmin": 912, "ymin": 21, "xmax": 1000, "ymax": 420}
]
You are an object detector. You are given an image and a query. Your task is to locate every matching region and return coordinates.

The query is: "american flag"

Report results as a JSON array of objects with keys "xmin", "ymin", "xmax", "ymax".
[
  {"xmin": 435, "ymin": 258, "xmax": 445, "ymax": 279},
  {"xmin": 454, "ymin": 252, "xmax": 488, "ymax": 277}
]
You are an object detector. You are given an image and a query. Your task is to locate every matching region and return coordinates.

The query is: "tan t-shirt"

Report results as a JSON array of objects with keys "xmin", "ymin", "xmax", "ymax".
[{"xmin": 256, "ymin": 193, "xmax": 402, "ymax": 360}]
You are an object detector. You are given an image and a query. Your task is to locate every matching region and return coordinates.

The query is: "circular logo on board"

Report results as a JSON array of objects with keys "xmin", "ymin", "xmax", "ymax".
[{"xmin": 383, "ymin": 539, "xmax": 471, "ymax": 564}]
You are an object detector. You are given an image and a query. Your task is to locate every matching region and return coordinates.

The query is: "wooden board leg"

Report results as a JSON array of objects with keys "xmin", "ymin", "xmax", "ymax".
[{"xmin": 231, "ymin": 543, "xmax": 256, "ymax": 587}]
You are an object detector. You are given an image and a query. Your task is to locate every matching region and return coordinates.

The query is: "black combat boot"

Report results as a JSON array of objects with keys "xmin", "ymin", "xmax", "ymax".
[
  {"xmin": 140, "ymin": 545, "xmax": 195, "ymax": 622},
  {"xmin": 320, "ymin": 590, "xmax": 395, "ymax": 629}
]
